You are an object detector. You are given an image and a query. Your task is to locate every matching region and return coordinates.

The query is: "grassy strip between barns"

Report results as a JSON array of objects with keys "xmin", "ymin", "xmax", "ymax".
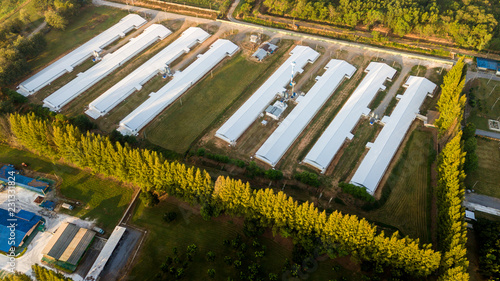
[
  {"xmin": 145, "ymin": 40, "xmax": 294, "ymax": 154},
  {"xmin": 365, "ymin": 129, "xmax": 434, "ymax": 242},
  {"xmin": 464, "ymin": 137, "xmax": 500, "ymax": 199},
  {"xmin": 0, "ymin": 144, "xmax": 133, "ymax": 233}
]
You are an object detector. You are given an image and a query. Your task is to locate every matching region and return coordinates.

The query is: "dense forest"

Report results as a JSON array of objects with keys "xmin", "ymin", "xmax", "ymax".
[{"xmin": 258, "ymin": 0, "xmax": 500, "ymax": 50}]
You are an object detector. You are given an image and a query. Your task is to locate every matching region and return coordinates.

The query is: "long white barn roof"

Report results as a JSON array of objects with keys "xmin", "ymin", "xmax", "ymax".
[
  {"xmin": 350, "ymin": 76, "xmax": 436, "ymax": 194},
  {"xmin": 84, "ymin": 226, "xmax": 126, "ymax": 281},
  {"xmin": 303, "ymin": 62, "xmax": 397, "ymax": 173},
  {"xmin": 43, "ymin": 24, "xmax": 171, "ymax": 112},
  {"xmin": 255, "ymin": 59, "xmax": 356, "ymax": 167},
  {"xmin": 85, "ymin": 27, "xmax": 210, "ymax": 119},
  {"xmin": 215, "ymin": 45, "xmax": 320, "ymax": 144},
  {"xmin": 17, "ymin": 14, "xmax": 146, "ymax": 96},
  {"xmin": 117, "ymin": 39, "xmax": 239, "ymax": 136}
]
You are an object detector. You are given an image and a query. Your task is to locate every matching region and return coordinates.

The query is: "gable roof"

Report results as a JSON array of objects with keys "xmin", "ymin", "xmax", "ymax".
[{"xmin": 0, "ymin": 208, "xmax": 42, "ymax": 252}]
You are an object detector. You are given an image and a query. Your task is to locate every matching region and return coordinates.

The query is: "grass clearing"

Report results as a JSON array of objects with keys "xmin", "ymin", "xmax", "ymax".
[
  {"xmin": 146, "ymin": 40, "xmax": 294, "ymax": 154},
  {"xmin": 27, "ymin": 6, "xmax": 129, "ymax": 73},
  {"xmin": 331, "ymin": 119, "xmax": 381, "ymax": 181},
  {"xmin": 365, "ymin": 129, "xmax": 433, "ymax": 242},
  {"xmin": 0, "ymin": 144, "xmax": 134, "ymax": 233},
  {"xmin": 464, "ymin": 137, "xmax": 500, "ymax": 198},
  {"xmin": 467, "ymin": 78, "xmax": 500, "ymax": 131}
]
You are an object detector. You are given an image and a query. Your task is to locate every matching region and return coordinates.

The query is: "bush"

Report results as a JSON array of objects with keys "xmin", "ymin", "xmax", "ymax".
[
  {"xmin": 196, "ymin": 148, "xmax": 206, "ymax": 156},
  {"xmin": 246, "ymin": 161, "xmax": 264, "ymax": 178},
  {"xmin": 140, "ymin": 191, "xmax": 159, "ymax": 207},
  {"xmin": 70, "ymin": 114, "xmax": 96, "ymax": 132},
  {"xmin": 265, "ymin": 169, "xmax": 283, "ymax": 180},
  {"xmin": 294, "ymin": 171, "xmax": 320, "ymax": 187},
  {"xmin": 163, "ymin": 211, "xmax": 177, "ymax": 222},
  {"xmin": 338, "ymin": 182, "xmax": 374, "ymax": 202}
]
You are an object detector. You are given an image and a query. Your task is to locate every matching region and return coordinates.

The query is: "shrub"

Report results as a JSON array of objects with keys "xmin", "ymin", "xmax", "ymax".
[
  {"xmin": 294, "ymin": 171, "xmax": 320, "ymax": 187},
  {"xmin": 338, "ymin": 182, "xmax": 374, "ymax": 202},
  {"xmin": 140, "ymin": 191, "xmax": 159, "ymax": 207},
  {"xmin": 163, "ymin": 211, "xmax": 177, "ymax": 222},
  {"xmin": 265, "ymin": 169, "xmax": 283, "ymax": 180}
]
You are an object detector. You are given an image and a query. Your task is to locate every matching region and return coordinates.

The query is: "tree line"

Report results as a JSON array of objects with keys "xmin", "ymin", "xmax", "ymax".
[
  {"xmin": 434, "ymin": 59, "xmax": 469, "ymax": 280},
  {"xmin": 251, "ymin": 0, "xmax": 499, "ymax": 50},
  {"xmin": 3, "ymin": 112, "xmax": 443, "ymax": 278},
  {"xmin": 1, "ymin": 264, "xmax": 73, "ymax": 281}
]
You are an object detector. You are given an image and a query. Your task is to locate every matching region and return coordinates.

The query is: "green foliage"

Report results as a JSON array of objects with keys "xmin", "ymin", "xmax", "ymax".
[
  {"xmin": 475, "ymin": 219, "xmax": 500, "ymax": 279},
  {"xmin": 1, "ymin": 264, "xmax": 75, "ymax": 281},
  {"xmin": 435, "ymin": 59, "xmax": 466, "ymax": 136},
  {"xmin": 294, "ymin": 171, "xmax": 320, "ymax": 187},
  {"xmin": 436, "ymin": 132, "xmax": 469, "ymax": 279},
  {"xmin": 338, "ymin": 182, "xmax": 375, "ymax": 202},
  {"xmin": 163, "ymin": 211, "xmax": 178, "ymax": 222},
  {"xmin": 260, "ymin": 0, "xmax": 499, "ymax": 50},
  {"xmin": 70, "ymin": 114, "xmax": 96, "ymax": 132},
  {"xmin": 45, "ymin": 10, "xmax": 67, "ymax": 30},
  {"xmin": 140, "ymin": 191, "xmax": 159, "ymax": 207},
  {"xmin": 264, "ymin": 169, "xmax": 283, "ymax": 180},
  {"xmin": 7, "ymin": 113, "xmax": 443, "ymax": 278}
]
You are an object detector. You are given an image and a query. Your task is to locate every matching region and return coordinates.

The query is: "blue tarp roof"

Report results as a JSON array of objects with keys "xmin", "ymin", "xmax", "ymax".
[
  {"xmin": 0, "ymin": 165, "xmax": 49, "ymax": 193},
  {"xmin": 477, "ymin": 57, "xmax": 500, "ymax": 71},
  {"xmin": 40, "ymin": 201, "xmax": 55, "ymax": 210},
  {"xmin": 0, "ymin": 208, "xmax": 42, "ymax": 252}
]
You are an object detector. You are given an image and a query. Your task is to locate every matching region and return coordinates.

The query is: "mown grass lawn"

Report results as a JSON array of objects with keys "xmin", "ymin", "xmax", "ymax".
[
  {"xmin": 0, "ymin": 144, "xmax": 133, "ymax": 233},
  {"xmin": 365, "ymin": 129, "xmax": 434, "ymax": 242},
  {"xmin": 28, "ymin": 6, "xmax": 129, "ymax": 72},
  {"xmin": 465, "ymin": 137, "xmax": 500, "ymax": 198},
  {"xmin": 467, "ymin": 78, "xmax": 500, "ymax": 131}
]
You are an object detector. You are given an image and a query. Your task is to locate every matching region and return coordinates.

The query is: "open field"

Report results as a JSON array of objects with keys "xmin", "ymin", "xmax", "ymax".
[
  {"xmin": 365, "ymin": 129, "xmax": 434, "ymax": 242},
  {"xmin": 465, "ymin": 137, "xmax": 500, "ymax": 199},
  {"xmin": 27, "ymin": 6, "xmax": 129, "ymax": 73},
  {"xmin": 466, "ymin": 78, "xmax": 500, "ymax": 131},
  {"xmin": 0, "ymin": 145, "xmax": 134, "ymax": 233}
]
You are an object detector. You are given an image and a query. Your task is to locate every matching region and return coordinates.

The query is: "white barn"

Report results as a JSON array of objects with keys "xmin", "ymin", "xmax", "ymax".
[
  {"xmin": 117, "ymin": 39, "xmax": 239, "ymax": 136},
  {"xmin": 85, "ymin": 27, "xmax": 210, "ymax": 119},
  {"xmin": 215, "ymin": 45, "xmax": 320, "ymax": 145},
  {"xmin": 303, "ymin": 62, "xmax": 397, "ymax": 173},
  {"xmin": 17, "ymin": 14, "xmax": 146, "ymax": 96},
  {"xmin": 43, "ymin": 24, "xmax": 171, "ymax": 112},
  {"xmin": 255, "ymin": 59, "xmax": 356, "ymax": 167},
  {"xmin": 350, "ymin": 76, "xmax": 436, "ymax": 194}
]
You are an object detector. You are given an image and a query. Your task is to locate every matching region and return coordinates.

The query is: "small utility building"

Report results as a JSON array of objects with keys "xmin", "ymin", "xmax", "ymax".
[
  {"xmin": 42, "ymin": 222, "xmax": 96, "ymax": 272},
  {"xmin": 477, "ymin": 57, "xmax": 500, "ymax": 75},
  {"xmin": 0, "ymin": 208, "xmax": 43, "ymax": 253},
  {"xmin": 0, "ymin": 165, "xmax": 49, "ymax": 195},
  {"xmin": 252, "ymin": 42, "xmax": 278, "ymax": 61}
]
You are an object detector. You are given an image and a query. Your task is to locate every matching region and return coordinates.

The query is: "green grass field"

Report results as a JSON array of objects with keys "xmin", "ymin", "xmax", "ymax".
[
  {"xmin": 145, "ymin": 41, "xmax": 293, "ymax": 154},
  {"xmin": 0, "ymin": 145, "xmax": 133, "ymax": 233},
  {"xmin": 467, "ymin": 78, "xmax": 500, "ymax": 131},
  {"xmin": 28, "ymin": 6, "xmax": 129, "ymax": 72},
  {"xmin": 331, "ymin": 119, "xmax": 381, "ymax": 181},
  {"xmin": 465, "ymin": 137, "xmax": 500, "ymax": 198},
  {"xmin": 366, "ymin": 129, "xmax": 433, "ymax": 242}
]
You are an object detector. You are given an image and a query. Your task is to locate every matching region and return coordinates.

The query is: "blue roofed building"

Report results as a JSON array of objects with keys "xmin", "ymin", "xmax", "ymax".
[
  {"xmin": 0, "ymin": 208, "xmax": 43, "ymax": 253},
  {"xmin": 0, "ymin": 165, "xmax": 49, "ymax": 195},
  {"xmin": 476, "ymin": 57, "xmax": 500, "ymax": 75}
]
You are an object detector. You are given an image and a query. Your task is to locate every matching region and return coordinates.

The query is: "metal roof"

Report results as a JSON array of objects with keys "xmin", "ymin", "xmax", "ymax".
[
  {"xmin": 85, "ymin": 226, "xmax": 126, "ymax": 280},
  {"xmin": 216, "ymin": 45, "xmax": 319, "ymax": 144},
  {"xmin": 17, "ymin": 14, "xmax": 146, "ymax": 96},
  {"xmin": 255, "ymin": 59, "xmax": 356, "ymax": 167},
  {"xmin": 0, "ymin": 208, "xmax": 42, "ymax": 252},
  {"xmin": 85, "ymin": 27, "xmax": 210, "ymax": 119},
  {"xmin": 350, "ymin": 76, "xmax": 436, "ymax": 194},
  {"xmin": 477, "ymin": 57, "xmax": 500, "ymax": 71},
  {"xmin": 303, "ymin": 62, "xmax": 397, "ymax": 173},
  {"xmin": 42, "ymin": 222, "xmax": 95, "ymax": 265},
  {"xmin": 117, "ymin": 39, "xmax": 239, "ymax": 136},
  {"xmin": 43, "ymin": 24, "xmax": 171, "ymax": 112}
]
